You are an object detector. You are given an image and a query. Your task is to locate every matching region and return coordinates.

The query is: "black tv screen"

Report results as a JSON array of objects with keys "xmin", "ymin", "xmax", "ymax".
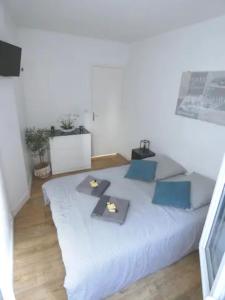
[{"xmin": 0, "ymin": 41, "xmax": 22, "ymax": 77}]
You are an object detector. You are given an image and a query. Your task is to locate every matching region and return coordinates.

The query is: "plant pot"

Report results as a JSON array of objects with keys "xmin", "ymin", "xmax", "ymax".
[
  {"xmin": 34, "ymin": 163, "xmax": 51, "ymax": 178},
  {"xmin": 60, "ymin": 126, "xmax": 75, "ymax": 133}
]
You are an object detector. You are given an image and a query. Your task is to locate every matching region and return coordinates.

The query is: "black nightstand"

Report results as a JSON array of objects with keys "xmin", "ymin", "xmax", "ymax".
[{"xmin": 131, "ymin": 148, "xmax": 156, "ymax": 160}]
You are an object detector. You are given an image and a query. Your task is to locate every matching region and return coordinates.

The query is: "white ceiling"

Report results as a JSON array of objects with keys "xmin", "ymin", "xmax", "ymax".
[{"xmin": 7, "ymin": 0, "xmax": 225, "ymax": 42}]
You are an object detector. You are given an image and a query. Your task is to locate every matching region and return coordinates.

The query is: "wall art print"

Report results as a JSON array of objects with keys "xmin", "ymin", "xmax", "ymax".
[{"xmin": 176, "ymin": 71, "xmax": 225, "ymax": 126}]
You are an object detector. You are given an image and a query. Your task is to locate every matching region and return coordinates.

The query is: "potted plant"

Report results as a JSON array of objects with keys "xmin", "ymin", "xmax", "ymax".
[
  {"xmin": 58, "ymin": 113, "xmax": 79, "ymax": 133},
  {"xmin": 25, "ymin": 128, "xmax": 51, "ymax": 178}
]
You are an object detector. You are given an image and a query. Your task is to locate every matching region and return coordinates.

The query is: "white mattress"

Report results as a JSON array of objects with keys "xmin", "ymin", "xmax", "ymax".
[{"xmin": 42, "ymin": 165, "xmax": 208, "ymax": 300}]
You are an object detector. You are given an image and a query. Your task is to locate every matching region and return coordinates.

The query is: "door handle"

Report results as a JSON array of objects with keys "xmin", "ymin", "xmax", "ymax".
[{"xmin": 92, "ymin": 112, "xmax": 99, "ymax": 121}]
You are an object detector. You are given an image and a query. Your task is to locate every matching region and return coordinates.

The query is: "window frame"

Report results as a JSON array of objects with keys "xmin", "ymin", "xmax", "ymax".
[{"xmin": 199, "ymin": 154, "xmax": 225, "ymax": 300}]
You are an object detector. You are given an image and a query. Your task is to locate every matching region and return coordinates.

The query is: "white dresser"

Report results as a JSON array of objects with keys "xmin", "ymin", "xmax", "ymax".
[{"xmin": 49, "ymin": 129, "xmax": 91, "ymax": 175}]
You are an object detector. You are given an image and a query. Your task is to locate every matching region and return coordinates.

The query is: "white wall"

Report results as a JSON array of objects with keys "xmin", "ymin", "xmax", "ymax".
[
  {"xmin": 0, "ymin": 1, "xmax": 30, "ymax": 215},
  {"xmin": 18, "ymin": 28, "xmax": 129, "ymax": 129},
  {"xmin": 122, "ymin": 15, "xmax": 225, "ymax": 179},
  {"xmin": 0, "ymin": 160, "xmax": 15, "ymax": 300},
  {"xmin": 0, "ymin": 79, "xmax": 30, "ymax": 214},
  {"xmin": 0, "ymin": 1, "xmax": 29, "ymax": 298},
  {"xmin": 14, "ymin": 79, "xmax": 32, "ymax": 186}
]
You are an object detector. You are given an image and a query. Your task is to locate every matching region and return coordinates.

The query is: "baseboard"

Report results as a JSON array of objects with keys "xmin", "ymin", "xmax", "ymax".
[
  {"xmin": 120, "ymin": 151, "xmax": 130, "ymax": 161},
  {"xmin": 11, "ymin": 170, "xmax": 32, "ymax": 216},
  {"xmin": 27, "ymin": 172, "xmax": 32, "ymax": 192},
  {"xmin": 12, "ymin": 187, "xmax": 31, "ymax": 217}
]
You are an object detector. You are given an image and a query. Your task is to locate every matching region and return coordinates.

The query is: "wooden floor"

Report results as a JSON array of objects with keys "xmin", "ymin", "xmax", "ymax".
[{"xmin": 14, "ymin": 154, "xmax": 203, "ymax": 300}]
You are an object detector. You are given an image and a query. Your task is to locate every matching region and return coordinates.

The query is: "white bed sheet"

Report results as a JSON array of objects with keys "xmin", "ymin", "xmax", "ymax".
[{"xmin": 42, "ymin": 165, "xmax": 208, "ymax": 300}]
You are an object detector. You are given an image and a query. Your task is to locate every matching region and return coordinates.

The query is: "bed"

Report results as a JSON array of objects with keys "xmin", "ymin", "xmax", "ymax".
[{"xmin": 42, "ymin": 163, "xmax": 209, "ymax": 300}]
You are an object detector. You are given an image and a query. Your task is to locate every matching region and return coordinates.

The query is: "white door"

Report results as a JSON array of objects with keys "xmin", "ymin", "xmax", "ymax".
[
  {"xmin": 199, "ymin": 153, "xmax": 225, "ymax": 300},
  {"xmin": 91, "ymin": 66, "xmax": 123, "ymax": 156}
]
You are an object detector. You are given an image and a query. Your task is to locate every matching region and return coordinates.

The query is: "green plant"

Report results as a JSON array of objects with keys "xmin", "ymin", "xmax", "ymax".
[
  {"xmin": 60, "ymin": 119, "xmax": 74, "ymax": 129},
  {"xmin": 59, "ymin": 113, "xmax": 79, "ymax": 130},
  {"xmin": 25, "ymin": 128, "xmax": 50, "ymax": 167}
]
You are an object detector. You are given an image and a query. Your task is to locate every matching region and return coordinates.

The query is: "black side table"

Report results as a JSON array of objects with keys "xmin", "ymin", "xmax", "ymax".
[{"xmin": 131, "ymin": 148, "xmax": 156, "ymax": 160}]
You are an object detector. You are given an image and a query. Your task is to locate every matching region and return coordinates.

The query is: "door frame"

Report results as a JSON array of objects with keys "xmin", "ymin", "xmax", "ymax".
[{"xmin": 199, "ymin": 153, "xmax": 225, "ymax": 300}]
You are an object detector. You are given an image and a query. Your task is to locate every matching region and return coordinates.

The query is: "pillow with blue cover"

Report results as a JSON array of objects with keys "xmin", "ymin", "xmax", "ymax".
[
  {"xmin": 125, "ymin": 160, "xmax": 157, "ymax": 182},
  {"xmin": 152, "ymin": 181, "xmax": 191, "ymax": 209},
  {"xmin": 161, "ymin": 172, "xmax": 215, "ymax": 210}
]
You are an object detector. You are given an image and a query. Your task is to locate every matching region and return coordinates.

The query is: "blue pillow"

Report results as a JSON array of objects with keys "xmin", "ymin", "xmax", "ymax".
[
  {"xmin": 125, "ymin": 160, "xmax": 157, "ymax": 182},
  {"xmin": 152, "ymin": 181, "xmax": 191, "ymax": 209}
]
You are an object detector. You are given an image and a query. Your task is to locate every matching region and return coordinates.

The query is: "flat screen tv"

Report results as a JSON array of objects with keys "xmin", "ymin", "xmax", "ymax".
[{"xmin": 0, "ymin": 40, "xmax": 22, "ymax": 77}]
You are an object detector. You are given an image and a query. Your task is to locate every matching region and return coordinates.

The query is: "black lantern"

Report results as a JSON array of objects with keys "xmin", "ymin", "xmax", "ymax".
[{"xmin": 140, "ymin": 140, "xmax": 150, "ymax": 153}]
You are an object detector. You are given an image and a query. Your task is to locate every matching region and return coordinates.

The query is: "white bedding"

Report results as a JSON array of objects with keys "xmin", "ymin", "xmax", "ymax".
[{"xmin": 42, "ymin": 165, "xmax": 208, "ymax": 300}]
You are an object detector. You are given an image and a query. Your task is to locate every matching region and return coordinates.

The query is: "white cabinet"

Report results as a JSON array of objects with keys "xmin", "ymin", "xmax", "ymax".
[{"xmin": 49, "ymin": 132, "xmax": 91, "ymax": 175}]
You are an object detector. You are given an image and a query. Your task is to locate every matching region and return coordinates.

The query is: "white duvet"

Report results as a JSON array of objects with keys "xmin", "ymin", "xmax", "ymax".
[{"xmin": 42, "ymin": 165, "xmax": 208, "ymax": 300}]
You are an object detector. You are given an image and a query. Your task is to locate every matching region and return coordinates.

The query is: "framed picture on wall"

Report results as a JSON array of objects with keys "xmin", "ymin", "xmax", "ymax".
[{"xmin": 176, "ymin": 71, "xmax": 225, "ymax": 127}]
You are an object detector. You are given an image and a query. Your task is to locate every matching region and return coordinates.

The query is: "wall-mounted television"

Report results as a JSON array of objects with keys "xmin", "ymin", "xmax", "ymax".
[{"xmin": 0, "ymin": 40, "xmax": 22, "ymax": 77}]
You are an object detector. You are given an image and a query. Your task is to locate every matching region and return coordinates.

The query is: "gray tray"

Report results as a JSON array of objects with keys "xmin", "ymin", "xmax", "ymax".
[
  {"xmin": 76, "ymin": 175, "xmax": 110, "ymax": 197},
  {"xmin": 91, "ymin": 195, "xmax": 130, "ymax": 225}
]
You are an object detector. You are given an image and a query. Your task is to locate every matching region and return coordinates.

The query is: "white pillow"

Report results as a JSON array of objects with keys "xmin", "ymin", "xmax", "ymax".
[
  {"xmin": 163, "ymin": 172, "xmax": 215, "ymax": 210},
  {"xmin": 145, "ymin": 154, "xmax": 186, "ymax": 180}
]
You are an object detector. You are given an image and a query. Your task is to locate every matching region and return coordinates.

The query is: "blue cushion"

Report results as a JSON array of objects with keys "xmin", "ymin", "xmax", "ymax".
[
  {"xmin": 125, "ymin": 160, "xmax": 157, "ymax": 182},
  {"xmin": 152, "ymin": 181, "xmax": 191, "ymax": 209}
]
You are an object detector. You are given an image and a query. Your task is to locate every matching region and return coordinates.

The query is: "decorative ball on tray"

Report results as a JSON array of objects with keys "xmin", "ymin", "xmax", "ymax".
[
  {"xmin": 58, "ymin": 113, "xmax": 79, "ymax": 133},
  {"xmin": 107, "ymin": 202, "xmax": 118, "ymax": 213},
  {"xmin": 90, "ymin": 180, "xmax": 99, "ymax": 188}
]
